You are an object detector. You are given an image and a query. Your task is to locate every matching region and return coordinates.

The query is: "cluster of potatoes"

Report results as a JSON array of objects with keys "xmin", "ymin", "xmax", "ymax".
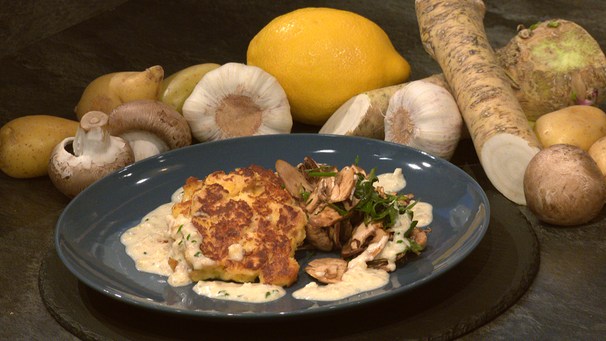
[{"xmin": 0, "ymin": 63, "xmax": 219, "ymax": 195}]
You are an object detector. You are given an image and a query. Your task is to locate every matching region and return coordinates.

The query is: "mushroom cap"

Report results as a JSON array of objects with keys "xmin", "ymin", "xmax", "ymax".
[
  {"xmin": 108, "ymin": 99, "xmax": 192, "ymax": 150},
  {"xmin": 48, "ymin": 136, "xmax": 134, "ymax": 198}
]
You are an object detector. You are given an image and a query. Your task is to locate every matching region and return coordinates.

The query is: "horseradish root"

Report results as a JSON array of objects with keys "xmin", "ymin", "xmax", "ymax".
[
  {"xmin": 416, "ymin": 0, "xmax": 541, "ymax": 205},
  {"xmin": 384, "ymin": 80, "xmax": 463, "ymax": 160}
]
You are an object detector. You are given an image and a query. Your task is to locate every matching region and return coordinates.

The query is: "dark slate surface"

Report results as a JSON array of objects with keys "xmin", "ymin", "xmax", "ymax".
[{"xmin": 1, "ymin": 1, "xmax": 605, "ymax": 340}]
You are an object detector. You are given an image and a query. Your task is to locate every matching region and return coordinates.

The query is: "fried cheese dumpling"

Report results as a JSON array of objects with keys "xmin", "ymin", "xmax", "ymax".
[{"xmin": 171, "ymin": 164, "xmax": 307, "ymax": 287}]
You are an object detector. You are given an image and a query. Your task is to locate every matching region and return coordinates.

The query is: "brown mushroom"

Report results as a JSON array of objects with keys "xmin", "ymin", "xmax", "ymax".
[
  {"xmin": 409, "ymin": 227, "xmax": 428, "ymax": 249},
  {"xmin": 275, "ymin": 159, "xmax": 313, "ymax": 200},
  {"xmin": 304, "ymin": 224, "xmax": 333, "ymax": 251},
  {"xmin": 305, "ymin": 258, "xmax": 348, "ymax": 284},
  {"xmin": 48, "ymin": 111, "xmax": 135, "ymax": 198},
  {"xmin": 341, "ymin": 220, "xmax": 383, "ymax": 258},
  {"xmin": 108, "ymin": 99, "xmax": 192, "ymax": 161},
  {"xmin": 328, "ymin": 166, "xmax": 356, "ymax": 202}
]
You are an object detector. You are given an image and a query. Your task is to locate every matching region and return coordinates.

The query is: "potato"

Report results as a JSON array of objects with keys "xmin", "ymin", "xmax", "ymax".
[
  {"xmin": 588, "ymin": 136, "xmax": 606, "ymax": 178},
  {"xmin": 524, "ymin": 144, "xmax": 606, "ymax": 226},
  {"xmin": 74, "ymin": 65, "xmax": 164, "ymax": 121},
  {"xmin": 160, "ymin": 63, "xmax": 220, "ymax": 114},
  {"xmin": 0, "ymin": 115, "xmax": 79, "ymax": 178},
  {"xmin": 533, "ymin": 105, "xmax": 606, "ymax": 151}
]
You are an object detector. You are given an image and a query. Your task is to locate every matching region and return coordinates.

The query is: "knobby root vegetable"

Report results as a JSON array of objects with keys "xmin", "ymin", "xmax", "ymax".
[
  {"xmin": 524, "ymin": 144, "xmax": 606, "ymax": 226},
  {"xmin": 0, "ymin": 115, "xmax": 79, "ymax": 178},
  {"xmin": 319, "ymin": 74, "xmax": 450, "ymax": 139},
  {"xmin": 384, "ymin": 80, "xmax": 463, "ymax": 160},
  {"xmin": 533, "ymin": 105, "xmax": 606, "ymax": 151},
  {"xmin": 416, "ymin": 0, "xmax": 542, "ymax": 205},
  {"xmin": 497, "ymin": 19, "xmax": 606, "ymax": 121}
]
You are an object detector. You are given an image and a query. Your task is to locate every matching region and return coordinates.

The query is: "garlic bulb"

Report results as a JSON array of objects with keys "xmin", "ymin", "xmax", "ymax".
[
  {"xmin": 384, "ymin": 80, "xmax": 463, "ymax": 160},
  {"xmin": 182, "ymin": 62, "xmax": 293, "ymax": 142}
]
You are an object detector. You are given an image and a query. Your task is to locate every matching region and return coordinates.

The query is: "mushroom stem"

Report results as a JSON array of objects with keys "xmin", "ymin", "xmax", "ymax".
[{"xmin": 73, "ymin": 111, "xmax": 112, "ymax": 157}]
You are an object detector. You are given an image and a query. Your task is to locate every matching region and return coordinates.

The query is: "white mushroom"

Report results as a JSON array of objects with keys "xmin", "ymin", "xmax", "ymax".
[
  {"xmin": 108, "ymin": 99, "xmax": 192, "ymax": 161},
  {"xmin": 182, "ymin": 62, "xmax": 292, "ymax": 142},
  {"xmin": 48, "ymin": 111, "xmax": 134, "ymax": 198}
]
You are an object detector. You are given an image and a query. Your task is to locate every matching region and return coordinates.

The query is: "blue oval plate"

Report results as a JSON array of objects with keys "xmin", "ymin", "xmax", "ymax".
[{"xmin": 55, "ymin": 134, "xmax": 489, "ymax": 320}]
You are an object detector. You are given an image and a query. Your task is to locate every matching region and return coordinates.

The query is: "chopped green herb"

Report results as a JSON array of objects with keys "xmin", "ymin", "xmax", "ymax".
[
  {"xmin": 299, "ymin": 184, "xmax": 311, "ymax": 203},
  {"xmin": 218, "ymin": 290, "xmax": 229, "ymax": 297},
  {"xmin": 327, "ymin": 202, "xmax": 349, "ymax": 216},
  {"xmin": 186, "ymin": 234, "xmax": 191, "ymax": 240},
  {"xmin": 194, "ymin": 251, "xmax": 202, "ymax": 257},
  {"xmin": 265, "ymin": 289, "xmax": 279, "ymax": 298},
  {"xmin": 308, "ymin": 171, "xmax": 337, "ymax": 177},
  {"xmin": 353, "ymin": 167, "xmax": 417, "ymax": 228},
  {"xmin": 305, "ymin": 165, "xmax": 332, "ymax": 172},
  {"xmin": 177, "ymin": 224, "xmax": 183, "ymax": 234}
]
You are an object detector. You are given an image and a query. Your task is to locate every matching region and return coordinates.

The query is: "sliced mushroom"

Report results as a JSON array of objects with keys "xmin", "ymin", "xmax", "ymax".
[
  {"xmin": 275, "ymin": 159, "xmax": 313, "ymax": 200},
  {"xmin": 409, "ymin": 227, "xmax": 428, "ymax": 249},
  {"xmin": 48, "ymin": 111, "xmax": 135, "ymax": 198},
  {"xmin": 328, "ymin": 166, "xmax": 356, "ymax": 203},
  {"xmin": 308, "ymin": 205, "xmax": 348, "ymax": 230},
  {"xmin": 351, "ymin": 165, "xmax": 367, "ymax": 178},
  {"xmin": 304, "ymin": 224, "xmax": 333, "ymax": 251},
  {"xmin": 305, "ymin": 204, "xmax": 350, "ymax": 251},
  {"xmin": 108, "ymin": 99, "xmax": 192, "ymax": 161},
  {"xmin": 305, "ymin": 258, "xmax": 348, "ymax": 284},
  {"xmin": 341, "ymin": 220, "xmax": 383, "ymax": 258},
  {"xmin": 328, "ymin": 221, "xmax": 342, "ymax": 249}
]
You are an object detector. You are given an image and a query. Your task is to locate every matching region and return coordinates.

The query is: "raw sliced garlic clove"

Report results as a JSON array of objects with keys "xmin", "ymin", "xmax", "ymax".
[
  {"xmin": 384, "ymin": 80, "xmax": 463, "ymax": 160},
  {"xmin": 182, "ymin": 62, "xmax": 293, "ymax": 142}
]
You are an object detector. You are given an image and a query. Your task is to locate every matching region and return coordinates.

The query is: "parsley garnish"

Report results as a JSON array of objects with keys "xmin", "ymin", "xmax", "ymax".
[{"xmin": 353, "ymin": 167, "xmax": 417, "ymax": 228}]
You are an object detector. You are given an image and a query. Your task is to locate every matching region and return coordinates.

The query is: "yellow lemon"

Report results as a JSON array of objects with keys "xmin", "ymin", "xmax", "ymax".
[{"xmin": 247, "ymin": 7, "xmax": 411, "ymax": 126}]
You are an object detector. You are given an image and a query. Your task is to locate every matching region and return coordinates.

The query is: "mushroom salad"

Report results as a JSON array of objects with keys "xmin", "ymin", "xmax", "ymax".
[
  {"xmin": 276, "ymin": 157, "xmax": 431, "ymax": 301},
  {"xmin": 121, "ymin": 157, "xmax": 432, "ymax": 303}
]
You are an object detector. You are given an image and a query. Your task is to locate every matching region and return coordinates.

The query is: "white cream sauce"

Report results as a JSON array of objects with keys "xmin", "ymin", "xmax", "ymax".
[
  {"xmin": 411, "ymin": 202, "xmax": 433, "ymax": 227},
  {"xmin": 120, "ymin": 203, "xmax": 174, "ymax": 277},
  {"xmin": 193, "ymin": 281, "xmax": 286, "ymax": 303},
  {"xmin": 375, "ymin": 167, "xmax": 406, "ymax": 192}
]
